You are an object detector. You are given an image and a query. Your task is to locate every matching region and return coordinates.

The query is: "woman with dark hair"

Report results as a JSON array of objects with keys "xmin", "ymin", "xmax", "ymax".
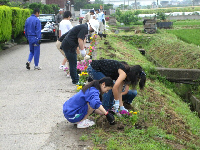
[
  {"xmin": 63, "ymin": 77, "xmax": 115, "ymax": 128},
  {"xmin": 87, "ymin": 59, "xmax": 146, "ymax": 112}
]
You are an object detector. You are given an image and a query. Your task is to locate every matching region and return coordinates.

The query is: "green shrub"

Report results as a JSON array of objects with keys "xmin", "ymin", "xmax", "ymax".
[
  {"xmin": 0, "ymin": 6, "xmax": 30, "ymax": 43},
  {"xmin": 115, "ymin": 9, "xmax": 140, "ymax": 25},
  {"xmin": 0, "ymin": 6, "xmax": 12, "ymax": 42},
  {"xmin": 11, "ymin": 7, "xmax": 31, "ymax": 38}
]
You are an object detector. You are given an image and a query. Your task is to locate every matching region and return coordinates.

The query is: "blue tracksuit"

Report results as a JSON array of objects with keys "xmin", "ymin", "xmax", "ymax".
[
  {"xmin": 25, "ymin": 14, "xmax": 41, "ymax": 66},
  {"xmin": 63, "ymin": 87, "xmax": 102, "ymax": 123}
]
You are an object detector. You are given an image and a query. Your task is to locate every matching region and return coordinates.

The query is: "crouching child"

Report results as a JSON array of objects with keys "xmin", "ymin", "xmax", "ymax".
[{"xmin": 63, "ymin": 77, "xmax": 115, "ymax": 128}]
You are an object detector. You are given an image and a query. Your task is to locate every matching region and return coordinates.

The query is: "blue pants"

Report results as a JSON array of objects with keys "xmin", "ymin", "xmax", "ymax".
[
  {"xmin": 101, "ymin": 89, "xmax": 137, "ymax": 110},
  {"xmin": 87, "ymin": 65, "xmax": 137, "ymax": 110},
  {"xmin": 64, "ymin": 51, "xmax": 79, "ymax": 84},
  {"xmin": 27, "ymin": 37, "xmax": 40, "ymax": 66}
]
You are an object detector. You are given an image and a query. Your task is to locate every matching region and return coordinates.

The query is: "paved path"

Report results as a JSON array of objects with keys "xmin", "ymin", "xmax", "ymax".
[{"xmin": 0, "ymin": 27, "xmax": 91, "ymax": 149}]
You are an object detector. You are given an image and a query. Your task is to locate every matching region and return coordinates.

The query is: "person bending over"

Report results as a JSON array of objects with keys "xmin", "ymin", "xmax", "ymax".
[{"xmin": 63, "ymin": 77, "xmax": 115, "ymax": 128}]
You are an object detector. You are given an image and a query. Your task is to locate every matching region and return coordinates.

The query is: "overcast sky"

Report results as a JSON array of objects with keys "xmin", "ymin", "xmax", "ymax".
[{"xmin": 90, "ymin": 0, "xmax": 184, "ymax": 6}]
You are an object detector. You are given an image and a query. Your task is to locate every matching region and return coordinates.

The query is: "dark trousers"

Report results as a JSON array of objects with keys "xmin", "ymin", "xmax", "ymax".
[{"xmin": 64, "ymin": 51, "xmax": 79, "ymax": 84}]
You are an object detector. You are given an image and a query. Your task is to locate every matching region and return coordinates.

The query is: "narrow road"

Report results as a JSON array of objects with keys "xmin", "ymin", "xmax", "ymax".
[{"xmin": 0, "ymin": 21, "xmax": 91, "ymax": 150}]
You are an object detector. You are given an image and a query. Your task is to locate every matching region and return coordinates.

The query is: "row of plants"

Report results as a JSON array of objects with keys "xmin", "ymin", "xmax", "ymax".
[
  {"xmin": 0, "ymin": 6, "xmax": 30, "ymax": 43},
  {"xmin": 82, "ymin": 34, "xmax": 200, "ymax": 149}
]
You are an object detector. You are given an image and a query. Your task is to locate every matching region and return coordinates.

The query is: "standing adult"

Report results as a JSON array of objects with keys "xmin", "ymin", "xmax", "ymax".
[
  {"xmin": 96, "ymin": 9, "xmax": 104, "ymax": 34},
  {"xmin": 82, "ymin": 10, "xmax": 95, "ymax": 24},
  {"xmin": 25, "ymin": 8, "xmax": 41, "ymax": 70},
  {"xmin": 56, "ymin": 9, "xmax": 63, "ymax": 24},
  {"xmin": 58, "ymin": 11, "xmax": 73, "ymax": 72},
  {"xmin": 87, "ymin": 59, "xmax": 146, "ymax": 112},
  {"xmin": 61, "ymin": 19, "xmax": 99, "ymax": 84}
]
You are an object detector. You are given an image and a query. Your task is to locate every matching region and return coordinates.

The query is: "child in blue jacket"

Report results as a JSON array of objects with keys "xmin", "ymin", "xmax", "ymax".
[{"xmin": 63, "ymin": 77, "xmax": 115, "ymax": 128}]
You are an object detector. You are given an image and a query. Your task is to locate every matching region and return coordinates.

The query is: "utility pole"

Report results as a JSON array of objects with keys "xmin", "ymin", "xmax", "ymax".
[
  {"xmin": 124, "ymin": 0, "xmax": 125, "ymax": 10},
  {"xmin": 135, "ymin": 0, "xmax": 137, "ymax": 9}
]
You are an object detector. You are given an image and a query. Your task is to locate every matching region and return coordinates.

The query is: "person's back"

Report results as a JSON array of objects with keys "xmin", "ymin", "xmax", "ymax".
[
  {"xmin": 63, "ymin": 87, "xmax": 101, "ymax": 116},
  {"xmin": 62, "ymin": 24, "xmax": 88, "ymax": 48},
  {"xmin": 25, "ymin": 15, "xmax": 41, "ymax": 37},
  {"xmin": 25, "ymin": 8, "xmax": 41, "ymax": 70},
  {"xmin": 59, "ymin": 11, "xmax": 73, "ymax": 36}
]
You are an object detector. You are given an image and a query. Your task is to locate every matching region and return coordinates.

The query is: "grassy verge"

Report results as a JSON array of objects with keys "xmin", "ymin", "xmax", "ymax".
[
  {"xmin": 166, "ymin": 28, "xmax": 200, "ymax": 46},
  {"xmin": 82, "ymin": 35, "xmax": 200, "ymax": 150},
  {"xmin": 143, "ymin": 31, "xmax": 200, "ymax": 69}
]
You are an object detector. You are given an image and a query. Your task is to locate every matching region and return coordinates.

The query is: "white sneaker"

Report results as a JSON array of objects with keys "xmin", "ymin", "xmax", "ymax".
[
  {"xmin": 77, "ymin": 119, "xmax": 95, "ymax": 128},
  {"xmin": 34, "ymin": 66, "xmax": 42, "ymax": 70},
  {"xmin": 86, "ymin": 119, "xmax": 95, "ymax": 126},
  {"xmin": 59, "ymin": 65, "xmax": 65, "ymax": 70},
  {"xmin": 66, "ymin": 73, "xmax": 70, "ymax": 78},
  {"xmin": 120, "ymin": 106, "xmax": 128, "ymax": 112}
]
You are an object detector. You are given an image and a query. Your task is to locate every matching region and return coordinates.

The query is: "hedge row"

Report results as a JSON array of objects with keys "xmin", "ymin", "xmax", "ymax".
[{"xmin": 0, "ymin": 6, "xmax": 31, "ymax": 43}]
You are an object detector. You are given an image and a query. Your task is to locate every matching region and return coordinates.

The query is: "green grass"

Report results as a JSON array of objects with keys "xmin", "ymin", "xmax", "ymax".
[
  {"xmin": 166, "ymin": 28, "xmax": 200, "ymax": 46},
  {"xmin": 172, "ymin": 20, "xmax": 200, "ymax": 26},
  {"xmin": 143, "ymin": 32, "xmax": 200, "ymax": 69},
  {"xmin": 85, "ymin": 34, "xmax": 200, "ymax": 150}
]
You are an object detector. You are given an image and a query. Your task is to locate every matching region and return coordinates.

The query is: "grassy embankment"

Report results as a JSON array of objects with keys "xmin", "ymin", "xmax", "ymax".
[{"xmin": 80, "ymin": 31, "xmax": 200, "ymax": 149}]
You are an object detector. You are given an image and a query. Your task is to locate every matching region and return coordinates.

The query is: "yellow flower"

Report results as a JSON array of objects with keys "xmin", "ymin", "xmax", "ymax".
[
  {"xmin": 82, "ymin": 72, "xmax": 88, "ymax": 75},
  {"xmin": 133, "ymin": 112, "xmax": 137, "ymax": 115},
  {"xmin": 94, "ymin": 34, "xmax": 96, "ymax": 36},
  {"xmin": 79, "ymin": 74, "xmax": 82, "ymax": 76},
  {"xmin": 77, "ymin": 86, "xmax": 82, "ymax": 90},
  {"xmin": 90, "ymin": 37, "xmax": 92, "ymax": 39},
  {"xmin": 130, "ymin": 111, "xmax": 133, "ymax": 114}
]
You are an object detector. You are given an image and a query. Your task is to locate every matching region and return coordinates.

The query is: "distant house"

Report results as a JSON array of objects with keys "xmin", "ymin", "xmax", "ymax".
[
  {"xmin": 169, "ymin": 0, "xmax": 180, "ymax": 6},
  {"xmin": 46, "ymin": 0, "xmax": 65, "ymax": 8},
  {"xmin": 160, "ymin": 1, "xmax": 169, "ymax": 7}
]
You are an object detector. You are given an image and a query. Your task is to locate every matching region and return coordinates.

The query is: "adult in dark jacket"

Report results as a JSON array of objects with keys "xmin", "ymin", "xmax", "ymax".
[
  {"xmin": 25, "ymin": 8, "xmax": 41, "ymax": 70},
  {"xmin": 61, "ymin": 19, "xmax": 99, "ymax": 84}
]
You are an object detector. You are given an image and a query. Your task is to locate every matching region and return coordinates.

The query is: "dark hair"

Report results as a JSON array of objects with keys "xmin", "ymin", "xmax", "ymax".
[
  {"xmin": 33, "ymin": 8, "xmax": 40, "ymax": 14},
  {"xmin": 95, "ymin": 9, "xmax": 99, "ymax": 12},
  {"xmin": 63, "ymin": 11, "xmax": 72, "ymax": 18},
  {"xmin": 82, "ymin": 77, "xmax": 114, "ymax": 101},
  {"xmin": 120, "ymin": 61, "xmax": 130, "ymax": 70},
  {"xmin": 126, "ymin": 65, "xmax": 146, "ymax": 90},
  {"xmin": 90, "ymin": 10, "xmax": 94, "ymax": 13}
]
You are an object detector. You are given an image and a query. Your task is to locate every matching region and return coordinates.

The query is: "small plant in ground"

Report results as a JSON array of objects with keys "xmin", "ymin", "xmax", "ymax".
[{"xmin": 80, "ymin": 135, "xmax": 89, "ymax": 141}]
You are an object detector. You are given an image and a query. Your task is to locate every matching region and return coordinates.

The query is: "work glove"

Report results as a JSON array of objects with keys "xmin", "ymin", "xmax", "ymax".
[
  {"xmin": 113, "ymin": 100, "xmax": 119, "ymax": 110},
  {"xmin": 80, "ymin": 49, "xmax": 86, "ymax": 57},
  {"xmin": 105, "ymin": 112, "xmax": 115, "ymax": 125},
  {"xmin": 38, "ymin": 40, "xmax": 41, "ymax": 44}
]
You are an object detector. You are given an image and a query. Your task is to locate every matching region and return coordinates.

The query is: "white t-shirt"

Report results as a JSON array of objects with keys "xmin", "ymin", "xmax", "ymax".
[{"xmin": 59, "ymin": 20, "xmax": 73, "ymax": 36}]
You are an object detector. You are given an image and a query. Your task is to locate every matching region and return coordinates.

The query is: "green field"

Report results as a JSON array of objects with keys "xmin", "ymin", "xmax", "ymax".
[
  {"xmin": 173, "ymin": 20, "xmax": 200, "ymax": 26},
  {"xmin": 166, "ymin": 28, "xmax": 200, "ymax": 46}
]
